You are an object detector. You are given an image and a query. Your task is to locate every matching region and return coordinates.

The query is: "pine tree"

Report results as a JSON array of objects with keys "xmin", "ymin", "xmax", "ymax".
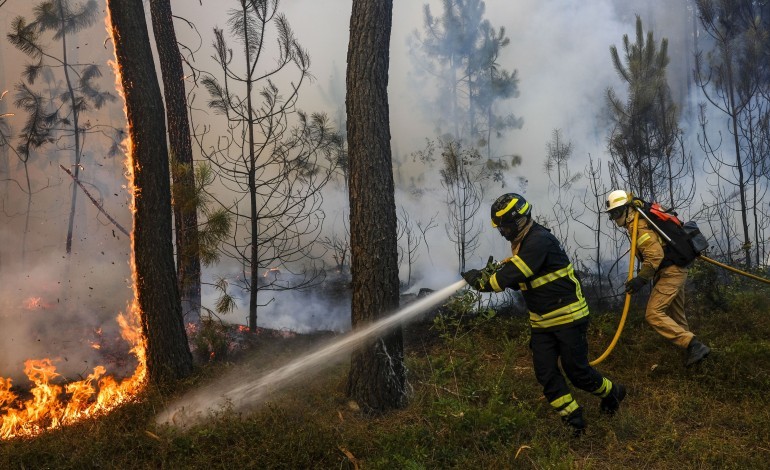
[{"xmin": 346, "ymin": 0, "xmax": 407, "ymax": 412}]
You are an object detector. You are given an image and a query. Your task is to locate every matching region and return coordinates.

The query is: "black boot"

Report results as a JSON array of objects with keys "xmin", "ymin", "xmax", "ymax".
[
  {"xmin": 686, "ymin": 338, "xmax": 711, "ymax": 367},
  {"xmin": 562, "ymin": 407, "xmax": 586, "ymax": 437},
  {"xmin": 600, "ymin": 383, "xmax": 626, "ymax": 415}
]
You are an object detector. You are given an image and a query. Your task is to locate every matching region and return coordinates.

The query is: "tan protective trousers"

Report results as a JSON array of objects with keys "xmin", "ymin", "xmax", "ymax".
[{"xmin": 646, "ymin": 265, "xmax": 694, "ymax": 349}]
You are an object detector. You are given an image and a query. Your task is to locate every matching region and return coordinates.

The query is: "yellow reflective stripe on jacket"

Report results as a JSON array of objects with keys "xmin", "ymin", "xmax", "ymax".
[
  {"xmin": 511, "ymin": 255, "xmax": 533, "ymax": 278},
  {"xmin": 529, "ymin": 298, "xmax": 589, "ymax": 329},
  {"xmin": 529, "ymin": 263, "xmax": 574, "ymax": 289},
  {"xmin": 568, "ymin": 269, "xmax": 584, "ymax": 299},
  {"xmin": 519, "ymin": 263, "xmax": 574, "ymax": 290},
  {"xmin": 637, "ymin": 233, "xmax": 651, "ymax": 247}
]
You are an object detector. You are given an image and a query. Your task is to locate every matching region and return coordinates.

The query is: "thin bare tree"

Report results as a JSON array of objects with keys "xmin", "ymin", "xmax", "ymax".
[
  {"xmin": 7, "ymin": 0, "xmax": 118, "ymax": 255},
  {"xmin": 194, "ymin": 0, "xmax": 342, "ymax": 330}
]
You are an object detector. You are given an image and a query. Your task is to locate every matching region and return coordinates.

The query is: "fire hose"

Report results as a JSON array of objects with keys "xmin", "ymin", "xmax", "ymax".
[
  {"xmin": 590, "ymin": 205, "xmax": 770, "ymax": 366},
  {"xmin": 633, "ymin": 205, "xmax": 770, "ymax": 285},
  {"xmin": 589, "ymin": 211, "xmax": 639, "ymax": 365}
]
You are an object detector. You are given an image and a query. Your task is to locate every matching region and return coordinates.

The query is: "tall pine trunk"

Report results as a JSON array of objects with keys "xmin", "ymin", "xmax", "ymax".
[
  {"xmin": 346, "ymin": 0, "xmax": 407, "ymax": 412},
  {"xmin": 107, "ymin": 0, "xmax": 193, "ymax": 385},
  {"xmin": 149, "ymin": 0, "xmax": 202, "ymax": 323}
]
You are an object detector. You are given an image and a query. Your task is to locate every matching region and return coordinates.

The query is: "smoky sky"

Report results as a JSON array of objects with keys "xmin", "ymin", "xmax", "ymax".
[{"xmin": 0, "ymin": 0, "xmax": 715, "ymax": 343}]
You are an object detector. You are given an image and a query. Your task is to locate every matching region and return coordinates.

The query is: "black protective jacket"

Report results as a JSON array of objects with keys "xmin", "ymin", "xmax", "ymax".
[{"xmin": 488, "ymin": 223, "xmax": 589, "ymax": 331}]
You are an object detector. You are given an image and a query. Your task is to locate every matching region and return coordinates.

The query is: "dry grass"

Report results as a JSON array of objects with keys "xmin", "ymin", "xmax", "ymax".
[{"xmin": 2, "ymin": 280, "xmax": 770, "ymax": 469}]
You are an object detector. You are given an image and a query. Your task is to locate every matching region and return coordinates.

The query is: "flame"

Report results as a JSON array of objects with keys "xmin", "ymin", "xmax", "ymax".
[
  {"xmin": 0, "ymin": 302, "xmax": 146, "ymax": 439},
  {"xmin": 0, "ymin": 8, "xmax": 148, "ymax": 439},
  {"xmin": 262, "ymin": 267, "xmax": 280, "ymax": 278}
]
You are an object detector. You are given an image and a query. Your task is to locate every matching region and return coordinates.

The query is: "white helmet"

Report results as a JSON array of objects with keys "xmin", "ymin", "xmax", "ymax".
[{"xmin": 605, "ymin": 189, "xmax": 631, "ymax": 212}]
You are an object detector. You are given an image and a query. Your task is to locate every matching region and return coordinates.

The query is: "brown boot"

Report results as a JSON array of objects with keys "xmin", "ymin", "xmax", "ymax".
[{"xmin": 686, "ymin": 338, "xmax": 711, "ymax": 367}]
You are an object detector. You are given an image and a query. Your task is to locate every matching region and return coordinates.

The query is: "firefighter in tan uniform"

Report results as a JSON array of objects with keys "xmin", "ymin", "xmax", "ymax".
[{"xmin": 606, "ymin": 190, "xmax": 711, "ymax": 367}]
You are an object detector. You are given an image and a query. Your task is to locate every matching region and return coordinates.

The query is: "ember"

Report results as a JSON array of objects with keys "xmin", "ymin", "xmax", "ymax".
[{"xmin": 22, "ymin": 297, "xmax": 46, "ymax": 310}]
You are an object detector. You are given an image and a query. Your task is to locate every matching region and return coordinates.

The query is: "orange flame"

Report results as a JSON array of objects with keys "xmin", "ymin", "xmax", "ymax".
[
  {"xmin": 0, "ymin": 302, "xmax": 146, "ymax": 439},
  {"xmin": 0, "ymin": 8, "xmax": 147, "ymax": 439},
  {"xmin": 263, "ymin": 267, "xmax": 280, "ymax": 278}
]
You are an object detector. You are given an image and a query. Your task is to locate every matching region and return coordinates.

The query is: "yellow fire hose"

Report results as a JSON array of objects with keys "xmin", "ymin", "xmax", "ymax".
[
  {"xmin": 590, "ymin": 206, "xmax": 770, "ymax": 365},
  {"xmin": 589, "ymin": 211, "xmax": 639, "ymax": 366},
  {"xmin": 698, "ymin": 255, "xmax": 770, "ymax": 285}
]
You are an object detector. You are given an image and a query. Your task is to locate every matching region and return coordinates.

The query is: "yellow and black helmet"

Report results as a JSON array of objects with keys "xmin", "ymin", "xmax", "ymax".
[{"xmin": 491, "ymin": 193, "xmax": 531, "ymax": 227}]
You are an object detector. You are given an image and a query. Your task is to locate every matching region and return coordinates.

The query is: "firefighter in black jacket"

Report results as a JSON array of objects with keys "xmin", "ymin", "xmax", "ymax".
[{"xmin": 462, "ymin": 193, "xmax": 626, "ymax": 435}]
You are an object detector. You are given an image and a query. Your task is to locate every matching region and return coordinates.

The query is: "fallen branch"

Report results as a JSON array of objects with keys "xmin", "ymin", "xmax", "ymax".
[{"xmin": 59, "ymin": 164, "xmax": 130, "ymax": 237}]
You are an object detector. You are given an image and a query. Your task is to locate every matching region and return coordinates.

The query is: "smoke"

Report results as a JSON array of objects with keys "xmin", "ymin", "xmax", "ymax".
[
  {"xmin": 187, "ymin": 0, "xmax": 704, "ymax": 332},
  {"xmin": 0, "ymin": 0, "xmax": 710, "ymax": 367},
  {"xmin": 0, "ymin": 2, "xmax": 133, "ymax": 384},
  {"xmin": 0, "ymin": 250, "xmax": 133, "ymax": 383}
]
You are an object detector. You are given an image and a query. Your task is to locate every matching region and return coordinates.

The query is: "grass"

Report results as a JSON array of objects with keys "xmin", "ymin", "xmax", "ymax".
[{"xmin": 2, "ymin": 279, "xmax": 770, "ymax": 469}]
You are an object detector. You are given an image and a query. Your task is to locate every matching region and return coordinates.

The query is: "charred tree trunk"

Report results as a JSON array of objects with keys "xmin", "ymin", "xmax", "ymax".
[
  {"xmin": 107, "ymin": 0, "xmax": 193, "ymax": 385},
  {"xmin": 345, "ymin": 0, "xmax": 407, "ymax": 412},
  {"xmin": 149, "ymin": 0, "xmax": 202, "ymax": 323}
]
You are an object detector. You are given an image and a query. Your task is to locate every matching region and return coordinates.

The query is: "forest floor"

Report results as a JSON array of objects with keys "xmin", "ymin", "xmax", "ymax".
[{"xmin": 2, "ymin": 275, "xmax": 770, "ymax": 469}]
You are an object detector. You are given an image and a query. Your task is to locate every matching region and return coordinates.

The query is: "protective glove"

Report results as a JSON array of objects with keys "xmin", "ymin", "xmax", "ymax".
[
  {"xmin": 624, "ymin": 276, "xmax": 648, "ymax": 294},
  {"xmin": 461, "ymin": 269, "xmax": 483, "ymax": 290}
]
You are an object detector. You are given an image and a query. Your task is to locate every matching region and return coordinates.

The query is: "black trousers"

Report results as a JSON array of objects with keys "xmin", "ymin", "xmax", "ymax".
[{"xmin": 530, "ymin": 322, "xmax": 605, "ymax": 406}]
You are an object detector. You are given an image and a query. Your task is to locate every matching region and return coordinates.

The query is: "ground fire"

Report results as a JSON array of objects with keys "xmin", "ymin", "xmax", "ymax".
[{"xmin": 0, "ymin": 301, "xmax": 146, "ymax": 439}]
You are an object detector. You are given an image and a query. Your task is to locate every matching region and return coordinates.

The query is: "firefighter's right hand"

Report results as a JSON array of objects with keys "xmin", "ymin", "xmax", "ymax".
[
  {"xmin": 624, "ymin": 276, "xmax": 647, "ymax": 294},
  {"xmin": 462, "ymin": 269, "xmax": 483, "ymax": 290}
]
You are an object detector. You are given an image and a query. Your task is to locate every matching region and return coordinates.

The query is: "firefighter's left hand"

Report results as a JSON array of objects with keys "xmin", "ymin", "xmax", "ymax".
[
  {"xmin": 624, "ymin": 276, "xmax": 647, "ymax": 294},
  {"xmin": 462, "ymin": 269, "xmax": 483, "ymax": 290}
]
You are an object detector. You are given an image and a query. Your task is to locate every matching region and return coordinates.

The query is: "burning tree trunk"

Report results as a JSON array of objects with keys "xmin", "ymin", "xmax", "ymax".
[
  {"xmin": 345, "ymin": 0, "xmax": 407, "ymax": 412},
  {"xmin": 107, "ymin": 0, "xmax": 193, "ymax": 384},
  {"xmin": 149, "ymin": 0, "xmax": 202, "ymax": 323}
]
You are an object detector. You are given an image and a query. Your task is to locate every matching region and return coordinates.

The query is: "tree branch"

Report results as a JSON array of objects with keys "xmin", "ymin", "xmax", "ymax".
[{"xmin": 59, "ymin": 164, "xmax": 129, "ymax": 236}]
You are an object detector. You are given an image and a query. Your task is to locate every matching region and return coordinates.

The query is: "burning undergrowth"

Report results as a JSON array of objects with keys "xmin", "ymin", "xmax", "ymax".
[
  {"xmin": 0, "ymin": 300, "xmax": 145, "ymax": 440},
  {"xmin": 0, "ymin": 253, "xmax": 144, "ymax": 439}
]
